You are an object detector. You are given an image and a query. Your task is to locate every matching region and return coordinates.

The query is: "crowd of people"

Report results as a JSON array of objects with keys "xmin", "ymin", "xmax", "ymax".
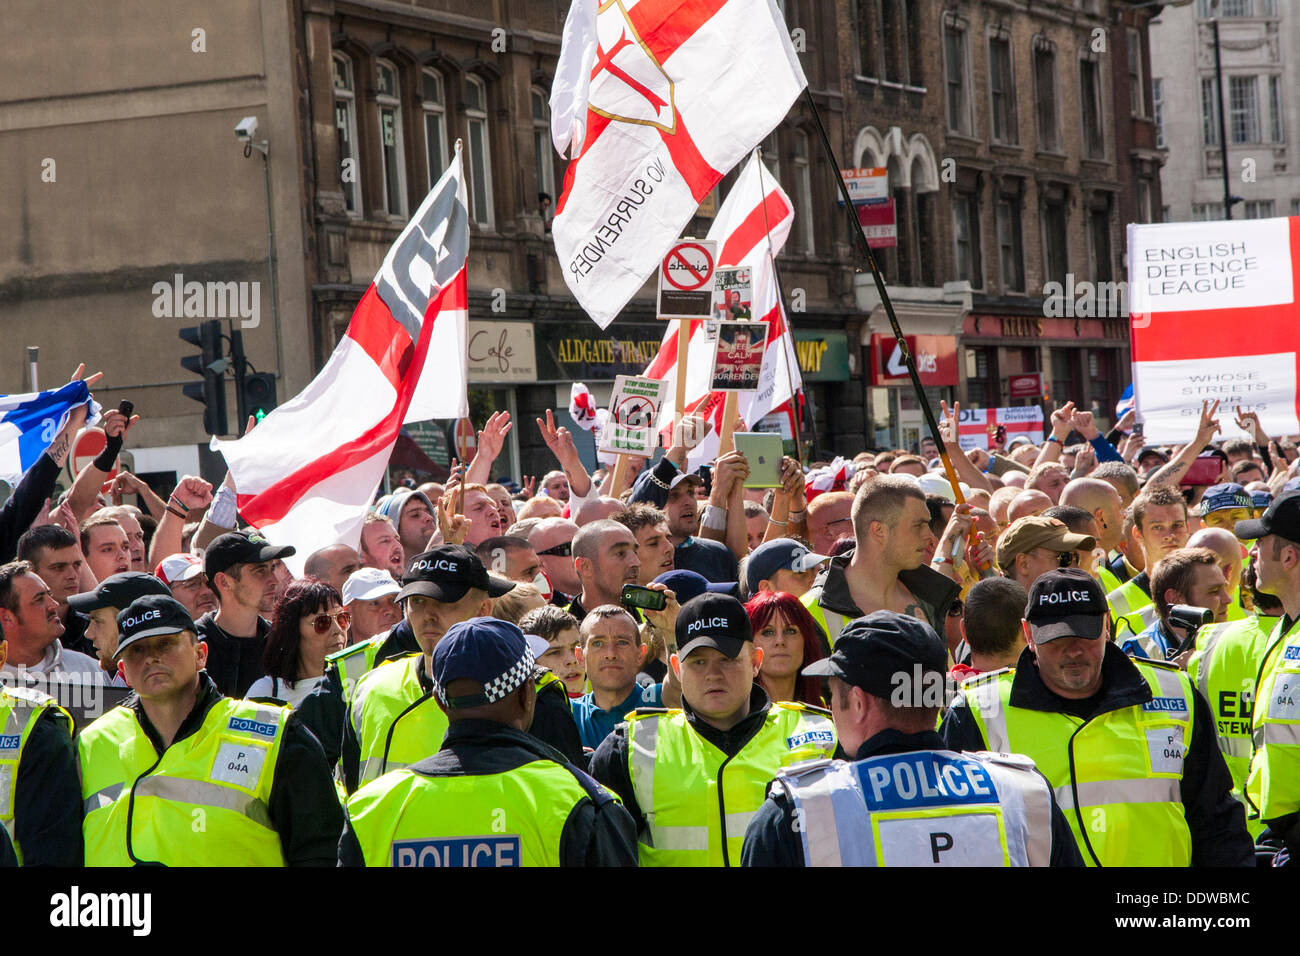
[{"xmin": 1, "ymin": 374, "xmax": 1297, "ymax": 867}]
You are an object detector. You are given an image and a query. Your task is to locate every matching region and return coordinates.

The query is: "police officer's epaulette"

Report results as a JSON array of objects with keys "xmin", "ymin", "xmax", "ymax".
[
  {"xmin": 628, "ymin": 707, "xmax": 674, "ymax": 718},
  {"xmin": 326, "ymin": 639, "xmax": 373, "ymax": 664},
  {"xmin": 776, "ymin": 699, "xmax": 831, "ymax": 717},
  {"xmin": 1132, "ymin": 656, "xmax": 1182, "ymax": 672}
]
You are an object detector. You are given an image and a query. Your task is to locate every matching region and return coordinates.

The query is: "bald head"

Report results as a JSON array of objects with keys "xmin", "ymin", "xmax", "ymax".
[
  {"xmin": 1008, "ymin": 490, "xmax": 1052, "ymax": 524},
  {"xmin": 1188, "ymin": 527, "xmax": 1245, "ymax": 592},
  {"xmin": 1061, "ymin": 477, "xmax": 1125, "ymax": 552},
  {"xmin": 573, "ymin": 496, "xmax": 626, "ymax": 527}
]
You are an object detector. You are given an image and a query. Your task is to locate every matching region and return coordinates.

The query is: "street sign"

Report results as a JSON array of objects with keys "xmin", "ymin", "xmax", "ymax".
[
  {"xmin": 599, "ymin": 375, "xmax": 668, "ymax": 457},
  {"xmin": 1008, "ymin": 372, "xmax": 1043, "ymax": 399},
  {"xmin": 839, "ymin": 167, "xmax": 889, "ymax": 204},
  {"xmin": 858, "ymin": 199, "xmax": 897, "ymax": 248},
  {"xmin": 454, "ymin": 417, "xmax": 477, "ymax": 462},
  {"xmin": 68, "ymin": 427, "xmax": 116, "ymax": 485},
  {"xmin": 657, "ymin": 239, "xmax": 717, "ymax": 319},
  {"xmin": 870, "ymin": 335, "xmax": 959, "ymax": 387}
]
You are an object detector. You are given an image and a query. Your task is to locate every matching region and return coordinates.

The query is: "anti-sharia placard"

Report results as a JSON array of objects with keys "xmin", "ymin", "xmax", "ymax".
[
  {"xmin": 710, "ymin": 321, "xmax": 769, "ymax": 392},
  {"xmin": 598, "ymin": 375, "xmax": 669, "ymax": 457},
  {"xmin": 1128, "ymin": 217, "xmax": 1300, "ymax": 442}
]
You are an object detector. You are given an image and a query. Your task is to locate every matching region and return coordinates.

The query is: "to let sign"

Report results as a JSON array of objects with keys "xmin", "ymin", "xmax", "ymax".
[
  {"xmin": 870, "ymin": 334, "xmax": 959, "ymax": 387},
  {"xmin": 1008, "ymin": 372, "xmax": 1043, "ymax": 399},
  {"xmin": 840, "ymin": 168, "xmax": 889, "ymax": 204},
  {"xmin": 858, "ymin": 200, "xmax": 897, "ymax": 248}
]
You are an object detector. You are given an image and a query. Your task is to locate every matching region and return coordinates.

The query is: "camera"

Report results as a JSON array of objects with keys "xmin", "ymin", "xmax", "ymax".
[
  {"xmin": 234, "ymin": 116, "xmax": 259, "ymax": 143},
  {"xmin": 1167, "ymin": 604, "xmax": 1213, "ymax": 655}
]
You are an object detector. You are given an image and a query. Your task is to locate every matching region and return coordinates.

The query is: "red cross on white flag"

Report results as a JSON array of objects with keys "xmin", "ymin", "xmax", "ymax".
[
  {"xmin": 956, "ymin": 407, "xmax": 1046, "ymax": 451},
  {"xmin": 551, "ymin": 0, "xmax": 806, "ymax": 329}
]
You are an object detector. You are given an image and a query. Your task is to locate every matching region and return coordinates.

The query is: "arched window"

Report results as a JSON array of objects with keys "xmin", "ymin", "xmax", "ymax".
[
  {"xmin": 332, "ymin": 53, "xmax": 361, "ymax": 214},
  {"xmin": 532, "ymin": 89, "xmax": 556, "ymax": 204},
  {"xmin": 793, "ymin": 131, "xmax": 814, "ymax": 254},
  {"xmin": 465, "ymin": 75, "xmax": 494, "ymax": 229},
  {"xmin": 376, "ymin": 60, "xmax": 407, "ymax": 216},
  {"xmin": 422, "ymin": 68, "xmax": 448, "ymax": 188}
]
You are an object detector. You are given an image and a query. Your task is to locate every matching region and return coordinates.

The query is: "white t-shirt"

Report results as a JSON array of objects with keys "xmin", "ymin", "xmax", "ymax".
[{"xmin": 245, "ymin": 673, "xmax": 326, "ymax": 709}]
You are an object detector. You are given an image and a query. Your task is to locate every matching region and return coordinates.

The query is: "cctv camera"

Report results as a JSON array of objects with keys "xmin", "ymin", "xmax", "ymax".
[{"xmin": 235, "ymin": 116, "xmax": 259, "ymax": 142}]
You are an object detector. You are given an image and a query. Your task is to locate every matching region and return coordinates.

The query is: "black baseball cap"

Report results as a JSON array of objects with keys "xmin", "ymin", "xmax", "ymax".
[
  {"xmin": 204, "ymin": 530, "xmax": 296, "ymax": 579},
  {"xmin": 395, "ymin": 545, "xmax": 514, "ymax": 603},
  {"xmin": 431, "ymin": 617, "xmax": 538, "ymax": 708},
  {"xmin": 675, "ymin": 592, "xmax": 752, "ymax": 659},
  {"xmin": 114, "ymin": 595, "xmax": 197, "ymax": 659},
  {"xmin": 1024, "ymin": 568, "xmax": 1107, "ymax": 642},
  {"xmin": 1235, "ymin": 489, "xmax": 1300, "ymax": 545},
  {"xmin": 68, "ymin": 571, "xmax": 170, "ymax": 614},
  {"xmin": 802, "ymin": 611, "xmax": 946, "ymax": 697}
]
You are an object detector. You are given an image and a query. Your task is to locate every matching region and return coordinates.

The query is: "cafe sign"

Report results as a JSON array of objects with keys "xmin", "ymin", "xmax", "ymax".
[{"xmin": 467, "ymin": 321, "xmax": 537, "ymax": 383}]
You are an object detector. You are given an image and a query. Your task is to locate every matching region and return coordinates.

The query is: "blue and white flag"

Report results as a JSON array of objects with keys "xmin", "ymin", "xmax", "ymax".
[
  {"xmin": 1115, "ymin": 384, "xmax": 1135, "ymax": 423},
  {"xmin": 0, "ymin": 381, "xmax": 99, "ymax": 483}
]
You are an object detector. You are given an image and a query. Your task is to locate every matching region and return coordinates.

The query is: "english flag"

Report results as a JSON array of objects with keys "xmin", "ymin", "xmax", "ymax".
[
  {"xmin": 213, "ymin": 147, "xmax": 470, "ymax": 571},
  {"xmin": 552, "ymin": 0, "xmax": 806, "ymax": 329},
  {"xmin": 643, "ymin": 151, "xmax": 801, "ymax": 468},
  {"xmin": 1128, "ymin": 217, "xmax": 1300, "ymax": 442}
]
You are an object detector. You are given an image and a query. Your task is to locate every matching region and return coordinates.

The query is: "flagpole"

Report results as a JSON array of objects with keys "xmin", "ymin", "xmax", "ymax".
[
  {"xmin": 801, "ymin": 88, "xmax": 964, "ymax": 504},
  {"xmin": 753, "ymin": 147, "xmax": 810, "ymax": 463}
]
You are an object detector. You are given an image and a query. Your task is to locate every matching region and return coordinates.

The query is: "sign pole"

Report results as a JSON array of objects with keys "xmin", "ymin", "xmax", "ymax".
[
  {"xmin": 675, "ymin": 319, "xmax": 690, "ymax": 426},
  {"xmin": 803, "ymin": 88, "xmax": 964, "ymax": 503},
  {"xmin": 609, "ymin": 453, "xmax": 632, "ymax": 498},
  {"xmin": 717, "ymin": 392, "xmax": 740, "ymax": 456}
]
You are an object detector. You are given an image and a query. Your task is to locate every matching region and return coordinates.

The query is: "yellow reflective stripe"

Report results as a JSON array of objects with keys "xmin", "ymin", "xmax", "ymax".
[
  {"xmin": 653, "ymin": 826, "xmax": 709, "ymax": 851},
  {"xmin": 134, "ymin": 775, "xmax": 274, "ymax": 828},
  {"xmin": 1054, "ymin": 777, "xmax": 1179, "ymax": 811},
  {"xmin": 83, "ymin": 782, "xmax": 124, "ymax": 816}
]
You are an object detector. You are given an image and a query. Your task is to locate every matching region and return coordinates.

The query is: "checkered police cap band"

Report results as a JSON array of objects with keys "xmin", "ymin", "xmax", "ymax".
[{"xmin": 433, "ymin": 646, "xmax": 538, "ymax": 709}]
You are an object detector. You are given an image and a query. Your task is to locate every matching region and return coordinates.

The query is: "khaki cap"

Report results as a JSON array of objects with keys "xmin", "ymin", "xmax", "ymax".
[{"xmin": 996, "ymin": 516, "xmax": 1096, "ymax": 569}]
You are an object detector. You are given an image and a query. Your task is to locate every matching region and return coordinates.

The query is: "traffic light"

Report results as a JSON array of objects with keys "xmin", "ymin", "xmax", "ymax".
[
  {"xmin": 180, "ymin": 320, "xmax": 229, "ymax": 436},
  {"xmin": 241, "ymin": 372, "xmax": 277, "ymax": 423}
]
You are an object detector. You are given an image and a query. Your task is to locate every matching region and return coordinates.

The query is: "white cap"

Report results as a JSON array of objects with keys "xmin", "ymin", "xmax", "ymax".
[
  {"xmin": 917, "ymin": 473, "xmax": 955, "ymax": 502},
  {"xmin": 156, "ymin": 553, "xmax": 204, "ymax": 586},
  {"xmin": 342, "ymin": 567, "xmax": 401, "ymax": 605}
]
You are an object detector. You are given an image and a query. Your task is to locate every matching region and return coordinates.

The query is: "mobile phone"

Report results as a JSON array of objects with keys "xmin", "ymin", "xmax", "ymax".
[
  {"xmin": 621, "ymin": 584, "xmax": 667, "ymax": 612},
  {"xmin": 118, "ymin": 400, "xmax": 134, "ymax": 418},
  {"xmin": 1132, "ymin": 423, "xmax": 1143, "ymax": 437}
]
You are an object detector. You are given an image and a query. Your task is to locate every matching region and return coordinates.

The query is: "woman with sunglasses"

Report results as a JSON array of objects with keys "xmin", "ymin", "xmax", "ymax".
[{"xmin": 246, "ymin": 579, "xmax": 349, "ymax": 708}]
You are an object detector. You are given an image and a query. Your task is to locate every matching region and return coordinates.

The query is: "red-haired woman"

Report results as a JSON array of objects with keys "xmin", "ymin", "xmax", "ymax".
[{"xmin": 744, "ymin": 590, "xmax": 827, "ymax": 707}]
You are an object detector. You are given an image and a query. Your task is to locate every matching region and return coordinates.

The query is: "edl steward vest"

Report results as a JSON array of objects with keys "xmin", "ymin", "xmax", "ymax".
[
  {"xmin": 959, "ymin": 659, "xmax": 1195, "ymax": 867},
  {"xmin": 775, "ymin": 749, "xmax": 1054, "ymax": 866},
  {"xmin": 346, "ymin": 759, "xmax": 594, "ymax": 867},
  {"xmin": 1107, "ymin": 578, "xmax": 1156, "ymax": 641},
  {"xmin": 626, "ymin": 702, "xmax": 836, "ymax": 866},
  {"xmin": 0, "ymin": 686, "xmax": 73, "ymax": 865},
  {"xmin": 79, "ymin": 698, "xmax": 290, "ymax": 866}
]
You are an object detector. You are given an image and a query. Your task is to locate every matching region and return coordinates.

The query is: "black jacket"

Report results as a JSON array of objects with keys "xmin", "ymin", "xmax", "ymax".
[
  {"xmin": 812, "ymin": 548, "xmax": 961, "ymax": 636},
  {"xmin": 195, "ymin": 612, "xmax": 271, "ymax": 698},
  {"xmin": 739, "ymin": 728, "xmax": 1084, "ymax": 867},
  {"xmin": 339, "ymin": 651, "xmax": 587, "ymax": 792},
  {"xmin": 59, "ymin": 608, "xmax": 95, "ymax": 659},
  {"xmin": 12, "ymin": 702, "xmax": 82, "ymax": 866},
  {"xmin": 0, "ymin": 452, "xmax": 62, "ymax": 564},
  {"xmin": 940, "ymin": 643, "xmax": 1254, "ymax": 867},
  {"xmin": 589, "ymin": 684, "xmax": 774, "ymax": 866},
  {"xmin": 338, "ymin": 718, "xmax": 637, "ymax": 867},
  {"xmin": 115, "ymin": 673, "xmax": 343, "ymax": 866}
]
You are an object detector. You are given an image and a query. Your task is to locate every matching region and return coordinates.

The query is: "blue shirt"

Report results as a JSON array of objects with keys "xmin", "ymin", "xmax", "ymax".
[{"xmin": 572, "ymin": 683, "xmax": 664, "ymax": 751}]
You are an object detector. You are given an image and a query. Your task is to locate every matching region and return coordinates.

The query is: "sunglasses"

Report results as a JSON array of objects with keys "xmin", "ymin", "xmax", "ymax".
[
  {"xmin": 309, "ymin": 610, "xmax": 351, "ymax": 635},
  {"xmin": 536, "ymin": 542, "xmax": 572, "ymax": 557},
  {"xmin": 948, "ymin": 599, "xmax": 964, "ymax": 618}
]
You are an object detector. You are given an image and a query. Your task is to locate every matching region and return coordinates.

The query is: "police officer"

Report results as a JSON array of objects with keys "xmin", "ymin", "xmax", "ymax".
[
  {"xmin": 342, "ymin": 546, "xmax": 582, "ymax": 793},
  {"xmin": 0, "ymin": 617, "xmax": 81, "ymax": 866},
  {"xmin": 590, "ymin": 593, "xmax": 837, "ymax": 866},
  {"xmin": 77, "ymin": 595, "xmax": 343, "ymax": 865},
  {"xmin": 1235, "ymin": 491, "xmax": 1300, "ymax": 860},
  {"xmin": 68, "ymin": 571, "xmax": 171, "ymax": 679},
  {"xmin": 742, "ymin": 611, "xmax": 1082, "ymax": 866},
  {"xmin": 340, "ymin": 617, "xmax": 637, "ymax": 867},
  {"xmin": 942, "ymin": 569, "xmax": 1253, "ymax": 867}
]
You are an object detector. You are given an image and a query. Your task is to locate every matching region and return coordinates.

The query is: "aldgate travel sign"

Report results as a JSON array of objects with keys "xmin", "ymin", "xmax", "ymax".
[{"xmin": 537, "ymin": 322, "xmax": 666, "ymax": 382}]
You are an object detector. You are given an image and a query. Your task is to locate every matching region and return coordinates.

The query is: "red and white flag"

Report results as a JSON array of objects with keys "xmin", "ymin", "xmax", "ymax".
[
  {"xmin": 552, "ymin": 0, "xmax": 806, "ymax": 329},
  {"xmin": 1128, "ymin": 217, "xmax": 1300, "ymax": 441},
  {"xmin": 643, "ymin": 151, "xmax": 801, "ymax": 468},
  {"xmin": 213, "ymin": 147, "xmax": 470, "ymax": 570},
  {"xmin": 956, "ymin": 407, "xmax": 1045, "ymax": 451}
]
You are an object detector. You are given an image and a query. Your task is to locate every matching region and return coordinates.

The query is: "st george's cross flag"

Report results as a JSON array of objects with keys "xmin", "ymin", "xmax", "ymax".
[
  {"xmin": 552, "ymin": 0, "xmax": 806, "ymax": 329},
  {"xmin": 1128, "ymin": 217, "xmax": 1300, "ymax": 442},
  {"xmin": 213, "ymin": 147, "xmax": 470, "ymax": 571},
  {"xmin": 642, "ymin": 151, "xmax": 801, "ymax": 468},
  {"xmin": 956, "ymin": 407, "xmax": 1045, "ymax": 452}
]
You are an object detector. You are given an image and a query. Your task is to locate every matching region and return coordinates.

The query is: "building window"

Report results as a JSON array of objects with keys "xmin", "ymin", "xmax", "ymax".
[
  {"xmin": 465, "ymin": 75, "xmax": 494, "ymax": 229},
  {"xmin": 1127, "ymin": 29, "xmax": 1145, "ymax": 116},
  {"xmin": 1201, "ymin": 77, "xmax": 1221, "ymax": 146},
  {"xmin": 531, "ymin": 88, "xmax": 556, "ymax": 204},
  {"xmin": 1051, "ymin": 350, "xmax": 1078, "ymax": 410},
  {"xmin": 988, "ymin": 37, "xmax": 1017, "ymax": 144},
  {"xmin": 1243, "ymin": 200, "xmax": 1275, "ymax": 219},
  {"xmin": 965, "ymin": 347, "xmax": 998, "ymax": 409},
  {"xmin": 1191, "ymin": 202, "xmax": 1220, "ymax": 220},
  {"xmin": 793, "ymin": 131, "xmax": 814, "ymax": 254},
  {"xmin": 952, "ymin": 190, "xmax": 981, "ymax": 289},
  {"xmin": 1136, "ymin": 178, "xmax": 1152, "ymax": 224},
  {"xmin": 1080, "ymin": 58, "xmax": 1105, "ymax": 158},
  {"xmin": 855, "ymin": 0, "xmax": 879, "ymax": 78},
  {"xmin": 1292, "ymin": 198, "xmax": 1300, "ymax": 217},
  {"xmin": 376, "ymin": 60, "xmax": 407, "ymax": 218},
  {"xmin": 1153, "ymin": 78, "xmax": 1165, "ymax": 148},
  {"xmin": 422, "ymin": 69, "xmax": 448, "ymax": 189},
  {"xmin": 1088, "ymin": 199, "xmax": 1113, "ymax": 283},
  {"xmin": 332, "ymin": 53, "xmax": 361, "ymax": 215},
  {"xmin": 943, "ymin": 21, "xmax": 971, "ymax": 135},
  {"xmin": 1229, "ymin": 76, "xmax": 1259, "ymax": 144},
  {"xmin": 881, "ymin": 0, "xmax": 910, "ymax": 84},
  {"xmin": 761, "ymin": 131, "xmax": 780, "ymax": 183},
  {"xmin": 1269, "ymin": 75, "xmax": 1284, "ymax": 143},
  {"xmin": 1043, "ymin": 195, "xmax": 1069, "ymax": 287},
  {"xmin": 915, "ymin": 189, "xmax": 936, "ymax": 286},
  {"xmin": 996, "ymin": 194, "xmax": 1024, "ymax": 292},
  {"xmin": 1034, "ymin": 45, "xmax": 1060, "ymax": 151}
]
